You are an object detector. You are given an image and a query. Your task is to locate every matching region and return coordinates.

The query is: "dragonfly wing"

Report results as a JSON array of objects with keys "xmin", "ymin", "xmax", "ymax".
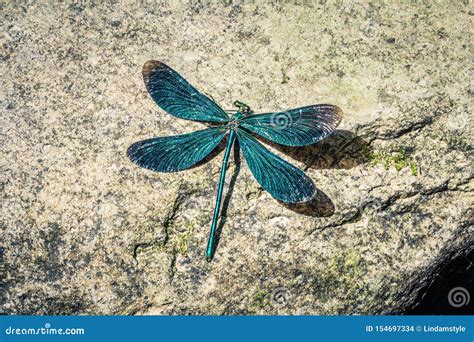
[
  {"xmin": 236, "ymin": 129, "xmax": 316, "ymax": 203},
  {"xmin": 143, "ymin": 60, "xmax": 229, "ymax": 123},
  {"xmin": 127, "ymin": 127, "xmax": 228, "ymax": 173},
  {"xmin": 239, "ymin": 104, "xmax": 343, "ymax": 146}
]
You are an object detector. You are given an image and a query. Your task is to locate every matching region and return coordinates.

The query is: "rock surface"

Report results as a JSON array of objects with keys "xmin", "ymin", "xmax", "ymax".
[{"xmin": 1, "ymin": 2, "xmax": 472, "ymax": 315}]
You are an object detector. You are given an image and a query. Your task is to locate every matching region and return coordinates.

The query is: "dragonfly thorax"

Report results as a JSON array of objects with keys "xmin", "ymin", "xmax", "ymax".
[{"xmin": 228, "ymin": 117, "xmax": 241, "ymax": 128}]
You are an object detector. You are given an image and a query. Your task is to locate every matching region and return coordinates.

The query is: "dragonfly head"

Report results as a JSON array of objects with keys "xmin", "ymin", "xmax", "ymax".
[{"xmin": 233, "ymin": 100, "xmax": 251, "ymax": 117}]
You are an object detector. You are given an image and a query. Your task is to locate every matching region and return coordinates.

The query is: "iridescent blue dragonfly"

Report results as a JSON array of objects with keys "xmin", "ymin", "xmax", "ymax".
[{"xmin": 128, "ymin": 61, "xmax": 343, "ymax": 261}]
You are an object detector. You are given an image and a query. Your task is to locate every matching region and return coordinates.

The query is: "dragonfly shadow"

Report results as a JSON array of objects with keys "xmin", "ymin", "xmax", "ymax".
[
  {"xmin": 257, "ymin": 129, "xmax": 370, "ymax": 170},
  {"xmin": 278, "ymin": 188, "xmax": 335, "ymax": 217}
]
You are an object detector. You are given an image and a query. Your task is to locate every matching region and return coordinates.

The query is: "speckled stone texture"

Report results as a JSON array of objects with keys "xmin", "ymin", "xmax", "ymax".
[{"xmin": 1, "ymin": 1, "xmax": 472, "ymax": 315}]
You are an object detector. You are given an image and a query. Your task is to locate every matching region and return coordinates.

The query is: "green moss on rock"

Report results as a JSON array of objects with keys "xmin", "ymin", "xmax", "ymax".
[{"xmin": 365, "ymin": 148, "xmax": 418, "ymax": 175}]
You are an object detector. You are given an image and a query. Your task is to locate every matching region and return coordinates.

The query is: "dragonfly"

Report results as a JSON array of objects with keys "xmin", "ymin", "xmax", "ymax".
[{"xmin": 127, "ymin": 61, "xmax": 344, "ymax": 261}]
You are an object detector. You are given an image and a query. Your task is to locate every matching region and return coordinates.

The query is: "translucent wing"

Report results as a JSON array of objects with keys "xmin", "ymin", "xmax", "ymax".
[
  {"xmin": 236, "ymin": 129, "xmax": 316, "ymax": 203},
  {"xmin": 127, "ymin": 127, "xmax": 228, "ymax": 173},
  {"xmin": 142, "ymin": 60, "xmax": 229, "ymax": 123},
  {"xmin": 239, "ymin": 104, "xmax": 343, "ymax": 146}
]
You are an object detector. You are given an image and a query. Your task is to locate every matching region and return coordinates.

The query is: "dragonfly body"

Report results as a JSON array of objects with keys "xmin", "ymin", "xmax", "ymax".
[
  {"xmin": 128, "ymin": 61, "xmax": 343, "ymax": 261},
  {"xmin": 205, "ymin": 102, "xmax": 253, "ymax": 260},
  {"xmin": 206, "ymin": 129, "xmax": 235, "ymax": 261}
]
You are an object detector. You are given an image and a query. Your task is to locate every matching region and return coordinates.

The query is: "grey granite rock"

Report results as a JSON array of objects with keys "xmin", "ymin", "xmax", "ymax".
[{"xmin": 1, "ymin": 1, "xmax": 472, "ymax": 315}]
